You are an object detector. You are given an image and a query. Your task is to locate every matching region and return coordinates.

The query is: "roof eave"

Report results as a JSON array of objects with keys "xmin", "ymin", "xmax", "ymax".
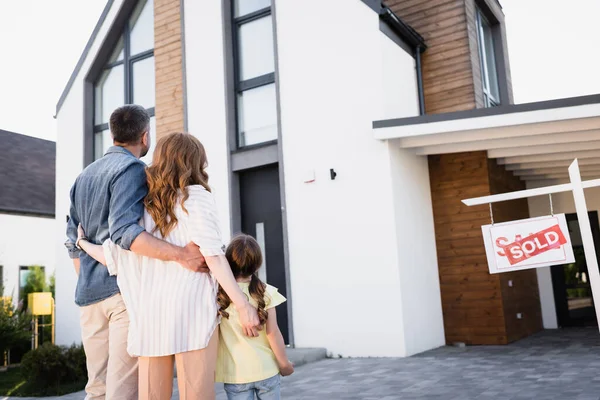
[{"xmin": 379, "ymin": 7, "xmax": 427, "ymax": 52}]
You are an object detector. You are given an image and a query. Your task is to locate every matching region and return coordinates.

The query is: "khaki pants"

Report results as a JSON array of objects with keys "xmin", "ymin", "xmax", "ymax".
[
  {"xmin": 139, "ymin": 328, "xmax": 219, "ymax": 400},
  {"xmin": 80, "ymin": 294, "xmax": 138, "ymax": 400}
]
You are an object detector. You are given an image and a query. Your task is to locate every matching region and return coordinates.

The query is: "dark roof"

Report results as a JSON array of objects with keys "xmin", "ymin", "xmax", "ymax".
[
  {"xmin": 0, "ymin": 130, "xmax": 56, "ymax": 217},
  {"xmin": 373, "ymin": 93, "xmax": 600, "ymax": 129},
  {"xmin": 55, "ymin": 0, "xmax": 115, "ymax": 116}
]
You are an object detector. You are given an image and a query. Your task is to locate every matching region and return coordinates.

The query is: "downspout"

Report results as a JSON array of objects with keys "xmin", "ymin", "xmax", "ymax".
[{"xmin": 415, "ymin": 45, "xmax": 426, "ymax": 115}]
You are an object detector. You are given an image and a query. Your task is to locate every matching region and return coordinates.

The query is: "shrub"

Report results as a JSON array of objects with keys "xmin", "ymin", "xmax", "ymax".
[
  {"xmin": 0, "ymin": 299, "xmax": 30, "ymax": 356},
  {"xmin": 20, "ymin": 343, "xmax": 87, "ymax": 393},
  {"xmin": 64, "ymin": 344, "xmax": 87, "ymax": 382}
]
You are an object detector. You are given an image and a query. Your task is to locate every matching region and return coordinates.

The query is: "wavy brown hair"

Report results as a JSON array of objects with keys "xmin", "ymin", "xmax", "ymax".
[
  {"xmin": 145, "ymin": 133, "xmax": 211, "ymax": 238},
  {"xmin": 218, "ymin": 234, "xmax": 268, "ymax": 325}
]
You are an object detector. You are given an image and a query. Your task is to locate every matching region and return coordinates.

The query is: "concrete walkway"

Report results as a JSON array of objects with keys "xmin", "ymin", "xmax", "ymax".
[{"xmin": 5, "ymin": 329, "xmax": 600, "ymax": 399}]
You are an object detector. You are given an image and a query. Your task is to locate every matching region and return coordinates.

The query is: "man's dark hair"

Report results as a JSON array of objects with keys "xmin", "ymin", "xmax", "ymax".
[{"xmin": 109, "ymin": 105, "xmax": 150, "ymax": 144}]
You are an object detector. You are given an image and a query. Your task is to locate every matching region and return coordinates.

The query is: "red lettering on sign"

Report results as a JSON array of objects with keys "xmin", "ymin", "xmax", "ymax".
[{"xmin": 497, "ymin": 224, "xmax": 567, "ymax": 266}]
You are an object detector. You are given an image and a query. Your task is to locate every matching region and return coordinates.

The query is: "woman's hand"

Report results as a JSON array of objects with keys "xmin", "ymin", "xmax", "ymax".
[
  {"xmin": 75, "ymin": 224, "xmax": 108, "ymax": 266},
  {"xmin": 204, "ymin": 255, "xmax": 262, "ymax": 337},
  {"xmin": 279, "ymin": 361, "xmax": 294, "ymax": 377},
  {"xmin": 77, "ymin": 223, "xmax": 86, "ymax": 243},
  {"xmin": 235, "ymin": 301, "xmax": 261, "ymax": 337}
]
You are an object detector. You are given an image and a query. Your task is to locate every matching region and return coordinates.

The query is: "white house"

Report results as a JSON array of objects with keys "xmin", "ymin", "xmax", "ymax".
[
  {"xmin": 54, "ymin": 0, "xmax": 600, "ymax": 357},
  {"xmin": 0, "ymin": 129, "xmax": 56, "ymax": 307}
]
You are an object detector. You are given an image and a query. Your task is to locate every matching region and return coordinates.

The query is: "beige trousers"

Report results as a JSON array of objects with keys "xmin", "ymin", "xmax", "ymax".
[
  {"xmin": 80, "ymin": 294, "xmax": 138, "ymax": 400},
  {"xmin": 138, "ymin": 328, "xmax": 219, "ymax": 400}
]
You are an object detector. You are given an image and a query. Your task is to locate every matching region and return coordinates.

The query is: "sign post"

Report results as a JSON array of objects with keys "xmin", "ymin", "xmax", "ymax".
[
  {"xmin": 568, "ymin": 161, "xmax": 600, "ymax": 325},
  {"xmin": 462, "ymin": 159, "xmax": 600, "ymax": 333}
]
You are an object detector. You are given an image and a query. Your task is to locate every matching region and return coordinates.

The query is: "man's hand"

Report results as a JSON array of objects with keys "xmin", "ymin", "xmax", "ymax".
[{"xmin": 177, "ymin": 242, "xmax": 209, "ymax": 273}]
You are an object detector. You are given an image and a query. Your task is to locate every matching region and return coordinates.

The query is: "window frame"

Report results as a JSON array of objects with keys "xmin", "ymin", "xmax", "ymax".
[
  {"xmin": 92, "ymin": 0, "xmax": 155, "ymax": 157},
  {"xmin": 232, "ymin": 4, "xmax": 277, "ymax": 149},
  {"xmin": 475, "ymin": 8, "xmax": 500, "ymax": 108},
  {"xmin": 18, "ymin": 266, "xmax": 46, "ymax": 305}
]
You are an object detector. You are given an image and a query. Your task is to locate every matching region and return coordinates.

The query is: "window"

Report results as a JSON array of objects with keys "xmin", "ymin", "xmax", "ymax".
[
  {"xmin": 19, "ymin": 266, "xmax": 45, "ymax": 303},
  {"xmin": 232, "ymin": 0, "xmax": 278, "ymax": 147},
  {"xmin": 476, "ymin": 9, "xmax": 500, "ymax": 107},
  {"xmin": 94, "ymin": 0, "xmax": 156, "ymax": 164}
]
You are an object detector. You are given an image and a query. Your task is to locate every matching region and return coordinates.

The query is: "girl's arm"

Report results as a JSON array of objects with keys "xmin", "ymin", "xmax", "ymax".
[
  {"xmin": 266, "ymin": 307, "xmax": 294, "ymax": 376},
  {"xmin": 77, "ymin": 224, "xmax": 107, "ymax": 266},
  {"xmin": 204, "ymin": 255, "xmax": 261, "ymax": 338}
]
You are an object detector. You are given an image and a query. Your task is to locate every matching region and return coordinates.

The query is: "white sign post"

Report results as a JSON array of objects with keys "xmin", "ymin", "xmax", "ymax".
[{"xmin": 462, "ymin": 159, "xmax": 600, "ymax": 333}]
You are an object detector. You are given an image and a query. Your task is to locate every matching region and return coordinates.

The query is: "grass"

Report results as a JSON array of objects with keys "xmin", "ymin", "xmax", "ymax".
[{"xmin": 0, "ymin": 367, "xmax": 85, "ymax": 397}]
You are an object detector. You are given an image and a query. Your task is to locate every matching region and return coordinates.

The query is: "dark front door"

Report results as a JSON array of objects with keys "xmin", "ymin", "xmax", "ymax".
[
  {"xmin": 238, "ymin": 164, "xmax": 289, "ymax": 343},
  {"xmin": 551, "ymin": 211, "xmax": 599, "ymax": 327}
]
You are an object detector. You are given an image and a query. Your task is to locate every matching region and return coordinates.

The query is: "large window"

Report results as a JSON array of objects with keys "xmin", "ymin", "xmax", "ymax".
[
  {"xmin": 94, "ymin": 0, "xmax": 156, "ymax": 163},
  {"xmin": 476, "ymin": 9, "xmax": 500, "ymax": 107},
  {"xmin": 233, "ymin": 0, "xmax": 278, "ymax": 148}
]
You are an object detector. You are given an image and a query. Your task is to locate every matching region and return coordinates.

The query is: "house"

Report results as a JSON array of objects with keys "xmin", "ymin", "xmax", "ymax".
[
  {"xmin": 54, "ymin": 0, "xmax": 600, "ymax": 357},
  {"xmin": 0, "ymin": 129, "xmax": 56, "ymax": 307}
]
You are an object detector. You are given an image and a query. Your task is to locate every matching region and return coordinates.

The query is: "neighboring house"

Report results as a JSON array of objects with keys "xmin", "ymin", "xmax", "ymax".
[
  {"xmin": 54, "ymin": 0, "xmax": 600, "ymax": 357},
  {"xmin": 0, "ymin": 129, "xmax": 56, "ymax": 307}
]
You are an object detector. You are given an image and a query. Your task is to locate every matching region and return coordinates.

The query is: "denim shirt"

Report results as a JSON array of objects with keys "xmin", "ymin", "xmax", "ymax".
[{"xmin": 65, "ymin": 146, "xmax": 147, "ymax": 306}]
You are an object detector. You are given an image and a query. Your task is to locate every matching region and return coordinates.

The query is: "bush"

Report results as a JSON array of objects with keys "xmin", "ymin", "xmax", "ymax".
[
  {"xmin": 0, "ymin": 299, "xmax": 30, "ymax": 356},
  {"xmin": 64, "ymin": 344, "xmax": 87, "ymax": 382},
  {"xmin": 20, "ymin": 343, "xmax": 87, "ymax": 394}
]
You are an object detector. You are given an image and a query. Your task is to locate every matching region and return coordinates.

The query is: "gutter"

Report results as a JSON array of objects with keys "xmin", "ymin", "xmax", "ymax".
[
  {"xmin": 379, "ymin": 7, "xmax": 426, "ymax": 50},
  {"xmin": 415, "ymin": 45, "xmax": 426, "ymax": 115}
]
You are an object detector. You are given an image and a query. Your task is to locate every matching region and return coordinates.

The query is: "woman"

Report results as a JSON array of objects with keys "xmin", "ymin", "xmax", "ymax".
[{"xmin": 76, "ymin": 132, "xmax": 259, "ymax": 399}]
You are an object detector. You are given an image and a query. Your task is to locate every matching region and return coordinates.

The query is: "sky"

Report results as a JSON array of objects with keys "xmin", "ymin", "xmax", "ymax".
[{"xmin": 0, "ymin": 0, "xmax": 599, "ymax": 142}]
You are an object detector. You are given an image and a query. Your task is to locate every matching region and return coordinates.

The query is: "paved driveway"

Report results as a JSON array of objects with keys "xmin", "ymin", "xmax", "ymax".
[
  {"xmin": 204, "ymin": 328, "xmax": 600, "ymax": 399},
  {"xmin": 6, "ymin": 329, "xmax": 600, "ymax": 400}
]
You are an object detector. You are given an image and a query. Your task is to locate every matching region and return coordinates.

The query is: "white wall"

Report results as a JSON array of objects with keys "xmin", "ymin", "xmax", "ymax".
[
  {"xmin": 388, "ymin": 146, "xmax": 445, "ymax": 355},
  {"xmin": 528, "ymin": 180, "xmax": 600, "ymax": 329},
  {"xmin": 381, "ymin": 32, "xmax": 444, "ymax": 354},
  {"xmin": 0, "ymin": 214, "xmax": 56, "ymax": 304},
  {"xmin": 54, "ymin": 0, "xmax": 125, "ymax": 345},
  {"xmin": 275, "ymin": 0, "xmax": 442, "ymax": 357},
  {"xmin": 379, "ymin": 34, "xmax": 420, "ymax": 120},
  {"xmin": 183, "ymin": 0, "xmax": 232, "ymax": 239}
]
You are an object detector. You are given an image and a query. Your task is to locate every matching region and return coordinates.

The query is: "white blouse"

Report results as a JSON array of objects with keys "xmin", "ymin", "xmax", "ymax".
[{"xmin": 103, "ymin": 185, "xmax": 224, "ymax": 357}]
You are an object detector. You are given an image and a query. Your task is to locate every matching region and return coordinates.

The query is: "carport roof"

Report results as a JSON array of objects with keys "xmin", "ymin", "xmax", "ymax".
[{"xmin": 373, "ymin": 94, "xmax": 600, "ymax": 182}]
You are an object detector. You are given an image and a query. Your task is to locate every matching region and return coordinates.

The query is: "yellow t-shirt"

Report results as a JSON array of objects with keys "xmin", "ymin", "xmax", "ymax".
[{"xmin": 216, "ymin": 282, "xmax": 286, "ymax": 384}]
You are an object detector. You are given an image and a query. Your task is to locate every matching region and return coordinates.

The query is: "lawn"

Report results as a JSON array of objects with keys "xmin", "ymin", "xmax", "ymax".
[{"xmin": 0, "ymin": 367, "xmax": 85, "ymax": 397}]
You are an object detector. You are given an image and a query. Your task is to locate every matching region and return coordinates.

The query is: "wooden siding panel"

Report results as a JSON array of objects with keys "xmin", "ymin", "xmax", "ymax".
[
  {"xmin": 428, "ymin": 151, "xmax": 542, "ymax": 345},
  {"xmin": 385, "ymin": 0, "xmax": 515, "ymax": 113},
  {"xmin": 428, "ymin": 152, "xmax": 507, "ymax": 344},
  {"xmin": 154, "ymin": 0, "xmax": 184, "ymax": 138},
  {"xmin": 385, "ymin": 0, "xmax": 476, "ymax": 114}
]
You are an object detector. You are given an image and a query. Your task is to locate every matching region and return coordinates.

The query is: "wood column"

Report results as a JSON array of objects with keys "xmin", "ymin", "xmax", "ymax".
[
  {"xmin": 429, "ymin": 152, "xmax": 542, "ymax": 345},
  {"xmin": 154, "ymin": 0, "xmax": 185, "ymax": 139}
]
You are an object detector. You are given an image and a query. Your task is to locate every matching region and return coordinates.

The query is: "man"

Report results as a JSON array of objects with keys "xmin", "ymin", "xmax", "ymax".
[{"xmin": 65, "ymin": 105, "xmax": 212, "ymax": 399}]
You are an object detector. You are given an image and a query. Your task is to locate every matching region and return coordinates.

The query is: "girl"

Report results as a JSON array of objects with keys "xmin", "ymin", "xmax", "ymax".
[{"xmin": 216, "ymin": 234, "xmax": 294, "ymax": 400}]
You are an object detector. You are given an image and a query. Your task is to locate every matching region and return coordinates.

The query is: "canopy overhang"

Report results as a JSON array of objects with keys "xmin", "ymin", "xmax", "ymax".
[{"xmin": 373, "ymin": 95, "xmax": 600, "ymax": 181}]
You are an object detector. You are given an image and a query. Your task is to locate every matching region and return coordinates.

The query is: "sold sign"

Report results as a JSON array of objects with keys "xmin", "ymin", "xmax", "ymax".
[
  {"xmin": 495, "ymin": 224, "xmax": 568, "ymax": 266},
  {"xmin": 482, "ymin": 215, "xmax": 575, "ymax": 274}
]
